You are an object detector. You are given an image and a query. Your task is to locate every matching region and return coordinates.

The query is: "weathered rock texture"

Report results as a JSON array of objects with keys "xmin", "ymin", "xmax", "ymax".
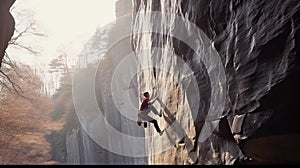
[
  {"xmin": 131, "ymin": 0, "xmax": 300, "ymax": 165},
  {"xmin": 0, "ymin": 0, "xmax": 15, "ymax": 68},
  {"xmin": 67, "ymin": 0, "xmax": 300, "ymax": 165}
]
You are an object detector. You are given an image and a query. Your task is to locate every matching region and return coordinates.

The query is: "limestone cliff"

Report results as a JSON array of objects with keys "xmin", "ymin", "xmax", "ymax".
[
  {"xmin": 131, "ymin": 0, "xmax": 300, "ymax": 165},
  {"xmin": 68, "ymin": 0, "xmax": 300, "ymax": 165}
]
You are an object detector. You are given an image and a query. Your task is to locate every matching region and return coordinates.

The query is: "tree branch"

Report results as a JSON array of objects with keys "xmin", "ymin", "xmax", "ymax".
[{"xmin": 0, "ymin": 70, "xmax": 24, "ymax": 96}]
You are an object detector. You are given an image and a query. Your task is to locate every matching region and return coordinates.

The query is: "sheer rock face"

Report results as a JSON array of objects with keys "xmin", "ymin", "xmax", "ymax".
[
  {"xmin": 66, "ymin": 0, "xmax": 300, "ymax": 165},
  {"xmin": 0, "ymin": 0, "xmax": 15, "ymax": 68},
  {"xmin": 66, "ymin": 0, "xmax": 148, "ymax": 165},
  {"xmin": 131, "ymin": 0, "xmax": 300, "ymax": 164},
  {"xmin": 115, "ymin": 0, "xmax": 133, "ymax": 18}
]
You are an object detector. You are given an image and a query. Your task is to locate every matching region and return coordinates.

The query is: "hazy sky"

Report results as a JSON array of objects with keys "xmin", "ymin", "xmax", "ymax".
[{"xmin": 8, "ymin": 0, "xmax": 116, "ymax": 68}]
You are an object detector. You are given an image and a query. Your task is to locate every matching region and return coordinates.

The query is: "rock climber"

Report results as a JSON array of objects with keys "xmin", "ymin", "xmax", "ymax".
[{"xmin": 137, "ymin": 87, "xmax": 163, "ymax": 135}]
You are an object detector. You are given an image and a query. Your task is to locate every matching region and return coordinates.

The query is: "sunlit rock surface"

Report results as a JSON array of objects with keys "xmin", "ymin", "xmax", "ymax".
[
  {"xmin": 0, "ymin": 0, "xmax": 15, "ymax": 67},
  {"xmin": 131, "ymin": 0, "xmax": 300, "ymax": 165}
]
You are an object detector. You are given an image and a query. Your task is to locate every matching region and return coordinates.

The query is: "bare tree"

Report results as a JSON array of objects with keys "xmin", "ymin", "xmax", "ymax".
[{"xmin": 1, "ymin": 7, "xmax": 46, "ymax": 97}]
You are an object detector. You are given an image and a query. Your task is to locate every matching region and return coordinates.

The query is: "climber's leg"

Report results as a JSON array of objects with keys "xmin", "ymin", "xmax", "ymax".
[
  {"xmin": 138, "ymin": 108, "xmax": 154, "ymax": 121},
  {"xmin": 149, "ymin": 119, "xmax": 161, "ymax": 133},
  {"xmin": 149, "ymin": 106, "xmax": 162, "ymax": 117}
]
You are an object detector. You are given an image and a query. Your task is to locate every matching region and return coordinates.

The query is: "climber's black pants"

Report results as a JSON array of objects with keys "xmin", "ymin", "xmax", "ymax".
[{"xmin": 146, "ymin": 119, "xmax": 161, "ymax": 133}]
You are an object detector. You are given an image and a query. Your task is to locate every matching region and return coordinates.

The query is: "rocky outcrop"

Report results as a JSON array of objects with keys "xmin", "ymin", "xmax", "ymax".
[
  {"xmin": 115, "ymin": 0, "xmax": 133, "ymax": 18},
  {"xmin": 131, "ymin": 0, "xmax": 300, "ymax": 165},
  {"xmin": 68, "ymin": 0, "xmax": 300, "ymax": 165},
  {"xmin": 0, "ymin": 0, "xmax": 15, "ymax": 68}
]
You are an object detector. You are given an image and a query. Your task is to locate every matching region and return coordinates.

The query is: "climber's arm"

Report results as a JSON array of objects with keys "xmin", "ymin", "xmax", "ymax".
[
  {"xmin": 137, "ymin": 111, "xmax": 142, "ymax": 126},
  {"xmin": 149, "ymin": 87, "xmax": 158, "ymax": 105}
]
